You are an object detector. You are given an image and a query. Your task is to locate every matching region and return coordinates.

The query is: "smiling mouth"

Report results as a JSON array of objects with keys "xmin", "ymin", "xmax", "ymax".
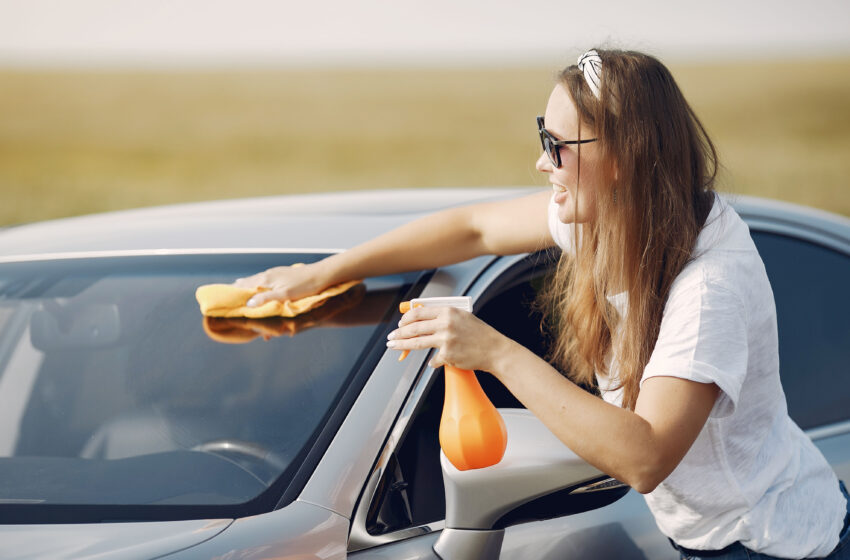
[{"xmin": 552, "ymin": 184, "xmax": 568, "ymax": 194}]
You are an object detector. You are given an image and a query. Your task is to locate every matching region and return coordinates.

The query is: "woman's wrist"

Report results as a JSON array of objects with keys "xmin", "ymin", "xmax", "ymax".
[
  {"xmin": 311, "ymin": 255, "xmax": 344, "ymax": 289},
  {"xmin": 484, "ymin": 331, "xmax": 525, "ymax": 380}
]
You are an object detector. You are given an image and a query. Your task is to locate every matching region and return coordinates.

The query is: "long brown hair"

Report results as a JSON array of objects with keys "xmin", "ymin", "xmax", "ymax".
[{"xmin": 540, "ymin": 49, "xmax": 717, "ymax": 410}]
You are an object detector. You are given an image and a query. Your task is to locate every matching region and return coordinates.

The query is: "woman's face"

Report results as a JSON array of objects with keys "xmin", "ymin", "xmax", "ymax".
[{"xmin": 536, "ymin": 84, "xmax": 607, "ymax": 224}]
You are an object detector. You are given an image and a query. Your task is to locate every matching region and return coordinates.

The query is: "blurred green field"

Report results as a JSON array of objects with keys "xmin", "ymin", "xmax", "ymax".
[{"xmin": 1, "ymin": 58, "xmax": 849, "ymax": 225}]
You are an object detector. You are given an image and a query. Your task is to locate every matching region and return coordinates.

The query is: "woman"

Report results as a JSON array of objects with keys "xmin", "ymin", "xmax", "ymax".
[{"xmin": 236, "ymin": 49, "xmax": 849, "ymax": 558}]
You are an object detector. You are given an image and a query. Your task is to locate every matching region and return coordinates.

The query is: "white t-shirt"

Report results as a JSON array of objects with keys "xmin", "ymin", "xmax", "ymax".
[{"xmin": 547, "ymin": 194, "xmax": 846, "ymax": 557}]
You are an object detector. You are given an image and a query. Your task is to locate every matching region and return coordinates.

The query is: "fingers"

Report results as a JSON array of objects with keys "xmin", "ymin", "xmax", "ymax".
[
  {"xmin": 387, "ymin": 307, "xmax": 450, "ymax": 358},
  {"xmin": 429, "ymin": 354, "xmax": 447, "ymax": 369},
  {"xmin": 391, "ymin": 306, "xmax": 471, "ymax": 346},
  {"xmin": 246, "ymin": 288, "xmax": 289, "ymax": 308},
  {"xmin": 388, "ymin": 306, "xmax": 491, "ymax": 371},
  {"xmin": 386, "ymin": 333, "xmax": 443, "ymax": 352},
  {"xmin": 233, "ymin": 278, "xmax": 251, "ymax": 289},
  {"xmin": 233, "ymin": 273, "xmax": 265, "ymax": 289},
  {"xmin": 389, "ymin": 317, "xmax": 440, "ymax": 340},
  {"xmin": 397, "ymin": 306, "xmax": 443, "ymax": 327}
]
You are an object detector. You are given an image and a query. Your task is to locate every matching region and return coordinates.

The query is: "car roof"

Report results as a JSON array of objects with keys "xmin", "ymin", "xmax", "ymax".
[
  {"xmin": 1, "ymin": 188, "xmax": 848, "ymax": 262},
  {"xmin": 0, "ymin": 188, "xmax": 530, "ymax": 260}
]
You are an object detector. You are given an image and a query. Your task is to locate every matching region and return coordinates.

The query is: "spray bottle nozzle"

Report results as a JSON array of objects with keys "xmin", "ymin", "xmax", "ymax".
[
  {"xmin": 397, "ymin": 297, "xmax": 473, "ymax": 362},
  {"xmin": 399, "ymin": 296, "xmax": 472, "ymax": 314}
]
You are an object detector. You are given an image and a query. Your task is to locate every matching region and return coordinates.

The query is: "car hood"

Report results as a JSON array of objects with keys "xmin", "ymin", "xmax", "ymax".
[{"xmin": 0, "ymin": 518, "xmax": 232, "ymax": 560}]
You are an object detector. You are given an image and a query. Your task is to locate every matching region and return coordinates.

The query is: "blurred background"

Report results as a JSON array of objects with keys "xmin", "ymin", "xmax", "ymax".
[{"xmin": 2, "ymin": 0, "xmax": 849, "ymax": 226}]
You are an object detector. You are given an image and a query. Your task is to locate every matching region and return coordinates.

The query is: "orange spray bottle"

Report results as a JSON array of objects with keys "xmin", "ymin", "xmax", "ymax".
[{"xmin": 398, "ymin": 297, "xmax": 508, "ymax": 470}]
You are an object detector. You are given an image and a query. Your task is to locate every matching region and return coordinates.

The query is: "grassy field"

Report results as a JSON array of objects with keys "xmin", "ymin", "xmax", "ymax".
[{"xmin": 1, "ymin": 58, "xmax": 849, "ymax": 225}]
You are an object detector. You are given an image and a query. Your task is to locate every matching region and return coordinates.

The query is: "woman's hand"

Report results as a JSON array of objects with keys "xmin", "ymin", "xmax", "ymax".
[
  {"xmin": 233, "ymin": 262, "xmax": 329, "ymax": 307},
  {"xmin": 386, "ymin": 306, "xmax": 510, "ymax": 372}
]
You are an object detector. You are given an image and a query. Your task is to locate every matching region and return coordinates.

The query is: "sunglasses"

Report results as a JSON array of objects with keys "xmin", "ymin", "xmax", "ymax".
[{"xmin": 537, "ymin": 116, "xmax": 597, "ymax": 168}]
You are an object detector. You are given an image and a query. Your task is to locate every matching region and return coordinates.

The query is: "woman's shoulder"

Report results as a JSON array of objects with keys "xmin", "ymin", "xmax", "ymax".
[
  {"xmin": 667, "ymin": 198, "xmax": 774, "ymax": 318},
  {"xmin": 693, "ymin": 195, "xmax": 757, "ymax": 256},
  {"xmin": 688, "ymin": 197, "xmax": 764, "ymax": 277}
]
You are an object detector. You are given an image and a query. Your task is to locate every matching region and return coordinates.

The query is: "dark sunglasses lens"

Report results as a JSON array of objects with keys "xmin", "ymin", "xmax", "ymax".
[
  {"xmin": 537, "ymin": 118, "xmax": 560, "ymax": 167},
  {"xmin": 543, "ymin": 136, "xmax": 559, "ymax": 167}
]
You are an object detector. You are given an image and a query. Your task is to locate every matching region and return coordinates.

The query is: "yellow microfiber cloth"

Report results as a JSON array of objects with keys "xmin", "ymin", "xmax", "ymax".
[
  {"xmin": 195, "ymin": 278, "xmax": 362, "ymax": 319},
  {"xmin": 200, "ymin": 282, "xmax": 366, "ymax": 344}
]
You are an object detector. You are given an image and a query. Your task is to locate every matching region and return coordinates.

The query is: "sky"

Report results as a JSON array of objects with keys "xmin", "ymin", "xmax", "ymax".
[{"xmin": 1, "ymin": 0, "xmax": 849, "ymax": 67}]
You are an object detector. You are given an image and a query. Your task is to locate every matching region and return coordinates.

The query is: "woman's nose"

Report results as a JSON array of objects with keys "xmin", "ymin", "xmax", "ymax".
[{"xmin": 535, "ymin": 151, "xmax": 551, "ymax": 173}]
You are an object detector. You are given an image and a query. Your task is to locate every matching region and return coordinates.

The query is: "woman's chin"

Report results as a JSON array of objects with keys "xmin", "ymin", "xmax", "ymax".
[
  {"xmin": 558, "ymin": 206, "xmax": 592, "ymax": 225},
  {"xmin": 556, "ymin": 207, "xmax": 573, "ymax": 224},
  {"xmin": 552, "ymin": 188, "xmax": 569, "ymax": 205}
]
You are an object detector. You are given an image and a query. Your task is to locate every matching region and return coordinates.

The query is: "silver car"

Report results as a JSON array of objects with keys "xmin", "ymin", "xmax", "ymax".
[{"xmin": 0, "ymin": 188, "xmax": 848, "ymax": 559}]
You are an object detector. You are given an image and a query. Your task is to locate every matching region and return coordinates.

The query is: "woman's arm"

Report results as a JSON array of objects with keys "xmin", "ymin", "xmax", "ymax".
[
  {"xmin": 493, "ymin": 337, "xmax": 718, "ymax": 494},
  {"xmin": 322, "ymin": 189, "xmax": 556, "ymax": 278},
  {"xmin": 241, "ymin": 189, "xmax": 556, "ymax": 306},
  {"xmin": 388, "ymin": 306, "xmax": 718, "ymax": 494}
]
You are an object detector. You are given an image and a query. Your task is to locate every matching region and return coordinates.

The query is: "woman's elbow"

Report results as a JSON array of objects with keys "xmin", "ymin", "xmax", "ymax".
[
  {"xmin": 629, "ymin": 475, "xmax": 663, "ymax": 495},
  {"xmin": 622, "ymin": 460, "xmax": 671, "ymax": 494}
]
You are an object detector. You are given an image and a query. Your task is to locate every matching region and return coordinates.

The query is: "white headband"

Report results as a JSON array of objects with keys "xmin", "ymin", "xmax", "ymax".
[{"xmin": 577, "ymin": 50, "xmax": 603, "ymax": 99}]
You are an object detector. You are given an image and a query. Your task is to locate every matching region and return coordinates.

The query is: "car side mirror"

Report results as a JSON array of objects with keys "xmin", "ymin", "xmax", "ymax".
[{"xmin": 433, "ymin": 409, "xmax": 629, "ymax": 560}]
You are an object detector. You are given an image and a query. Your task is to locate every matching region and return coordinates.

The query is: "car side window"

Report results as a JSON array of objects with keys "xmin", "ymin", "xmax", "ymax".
[
  {"xmin": 751, "ymin": 231, "xmax": 850, "ymax": 429},
  {"xmin": 365, "ymin": 263, "xmax": 547, "ymax": 535}
]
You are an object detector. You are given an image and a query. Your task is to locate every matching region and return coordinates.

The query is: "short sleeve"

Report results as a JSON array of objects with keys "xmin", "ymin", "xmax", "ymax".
[
  {"xmin": 641, "ymin": 279, "xmax": 748, "ymax": 418},
  {"xmin": 547, "ymin": 195, "xmax": 576, "ymax": 253}
]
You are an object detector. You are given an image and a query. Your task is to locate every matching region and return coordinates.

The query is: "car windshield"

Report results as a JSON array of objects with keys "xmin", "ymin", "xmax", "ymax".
[{"xmin": 0, "ymin": 253, "xmax": 421, "ymax": 523}]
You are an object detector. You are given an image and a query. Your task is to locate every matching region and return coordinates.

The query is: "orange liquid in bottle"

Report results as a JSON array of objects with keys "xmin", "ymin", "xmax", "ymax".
[
  {"xmin": 399, "ymin": 301, "xmax": 507, "ymax": 470},
  {"xmin": 439, "ymin": 365, "xmax": 507, "ymax": 470}
]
